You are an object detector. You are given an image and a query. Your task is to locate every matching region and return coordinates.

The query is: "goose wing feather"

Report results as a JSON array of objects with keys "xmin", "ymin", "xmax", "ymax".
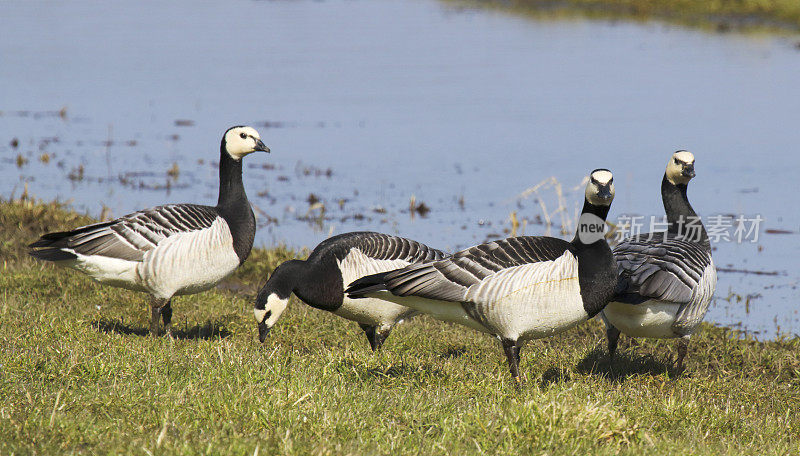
[
  {"xmin": 317, "ymin": 231, "xmax": 446, "ymax": 264},
  {"xmin": 29, "ymin": 204, "xmax": 219, "ymax": 262},
  {"xmin": 614, "ymin": 232, "xmax": 711, "ymax": 302},
  {"xmin": 382, "ymin": 236, "xmax": 572, "ymax": 302}
]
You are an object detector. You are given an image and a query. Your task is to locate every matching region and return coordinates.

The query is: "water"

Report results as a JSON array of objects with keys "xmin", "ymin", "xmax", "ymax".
[{"xmin": 1, "ymin": 0, "xmax": 798, "ymax": 338}]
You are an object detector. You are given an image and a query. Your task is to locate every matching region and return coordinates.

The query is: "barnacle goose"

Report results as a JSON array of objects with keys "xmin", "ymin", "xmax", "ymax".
[
  {"xmin": 602, "ymin": 151, "xmax": 716, "ymax": 371},
  {"xmin": 254, "ymin": 232, "xmax": 445, "ymax": 351},
  {"xmin": 29, "ymin": 126, "xmax": 270, "ymax": 336},
  {"xmin": 347, "ymin": 170, "xmax": 618, "ymax": 382}
]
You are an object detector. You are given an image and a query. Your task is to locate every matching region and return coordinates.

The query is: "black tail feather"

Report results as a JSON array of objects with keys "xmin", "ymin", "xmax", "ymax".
[
  {"xmin": 345, "ymin": 271, "xmax": 391, "ymax": 298},
  {"xmin": 28, "ymin": 248, "xmax": 77, "ymax": 262},
  {"xmin": 28, "ymin": 220, "xmax": 116, "ymax": 248}
]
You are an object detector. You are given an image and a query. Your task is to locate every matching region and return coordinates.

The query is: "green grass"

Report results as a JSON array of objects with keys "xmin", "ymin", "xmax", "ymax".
[
  {"xmin": 1, "ymin": 198, "xmax": 799, "ymax": 454},
  {"xmin": 448, "ymin": 0, "xmax": 800, "ymax": 34}
]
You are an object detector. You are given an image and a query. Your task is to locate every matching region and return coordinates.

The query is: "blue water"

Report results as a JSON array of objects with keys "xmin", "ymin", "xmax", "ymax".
[{"xmin": 1, "ymin": 0, "xmax": 799, "ymax": 338}]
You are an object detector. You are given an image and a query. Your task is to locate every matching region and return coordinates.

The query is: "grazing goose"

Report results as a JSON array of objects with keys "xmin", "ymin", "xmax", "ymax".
[
  {"xmin": 347, "ymin": 170, "xmax": 618, "ymax": 382},
  {"xmin": 254, "ymin": 232, "xmax": 445, "ymax": 351},
  {"xmin": 602, "ymin": 151, "xmax": 716, "ymax": 372},
  {"xmin": 29, "ymin": 126, "xmax": 270, "ymax": 336}
]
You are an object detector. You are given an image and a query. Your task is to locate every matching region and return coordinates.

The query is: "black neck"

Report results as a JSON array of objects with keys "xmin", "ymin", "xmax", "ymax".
[
  {"xmin": 572, "ymin": 198, "xmax": 617, "ymax": 317},
  {"xmin": 215, "ymin": 141, "xmax": 256, "ymax": 264},
  {"xmin": 661, "ymin": 174, "xmax": 709, "ymax": 249},
  {"xmin": 217, "ymin": 143, "xmax": 247, "ymax": 208},
  {"xmin": 257, "ymin": 256, "xmax": 344, "ymax": 312},
  {"xmin": 262, "ymin": 257, "xmax": 345, "ymax": 312},
  {"xmin": 571, "ymin": 199, "xmax": 610, "ymax": 247},
  {"xmin": 294, "ymin": 256, "xmax": 348, "ymax": 311},
  {"xmin": 258, "ymin": 260, "xmax": 303, "ymax": 304}
]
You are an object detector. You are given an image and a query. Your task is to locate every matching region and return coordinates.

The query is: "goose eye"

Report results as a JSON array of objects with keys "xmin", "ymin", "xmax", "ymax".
[
  {"xmin": 240, "ymin": 132, "xmax": 247, "ymax": 139},
  {"xmin": 674, "ymin": 158, "xmax": 680, "ymax": 165}
]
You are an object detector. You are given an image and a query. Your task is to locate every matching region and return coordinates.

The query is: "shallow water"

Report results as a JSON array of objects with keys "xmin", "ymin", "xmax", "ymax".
[{"xmin": 1, "ymin": 0, "xmax": 798, "ymax": 338}]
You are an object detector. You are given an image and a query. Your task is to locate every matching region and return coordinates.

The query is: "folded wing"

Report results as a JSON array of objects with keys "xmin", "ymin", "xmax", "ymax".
[
  {"xmin": 379, "ymin": 236, "xmax": 573, "ymax": 302},
  {"xmin": 29, "ymin": 204, "xmax": 219, "ymax": 262},
  {"xmin": 613, "ymin": 232, "xmax": 716, "ymax": 333}
]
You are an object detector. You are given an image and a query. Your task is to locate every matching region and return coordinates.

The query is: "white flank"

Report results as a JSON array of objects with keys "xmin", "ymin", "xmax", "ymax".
[
  {"xmin": 53, "ymin": 218, "xmax": 239, "ymax": 299},
  {"xmin": 366, "ymin": 251, "xmax": 589, "ymax": 340},
  {"xmin": 136, "ymin": 217, "xmax": 241, "ymax": 299},
  {"xmin": 365, "ymin": 291, "xmax": 488, "ymax": 333},
  {"xmin": 66, "ymin": 250, "xmax": 143, "ymax": 292},
  {"xmin": 336, "ymin": 248, "xmax": 417, "ymax": 326},
  {"xmin": 604, "ymin": 260, "xmax": 716, "ymax": 338},
  {"xmin": 603, "ymin": 301, "xmax": 681, "ymax": 338},
  {"xmin": 465, "ymin": 250, "xmax": 587, "ymax": 340}
]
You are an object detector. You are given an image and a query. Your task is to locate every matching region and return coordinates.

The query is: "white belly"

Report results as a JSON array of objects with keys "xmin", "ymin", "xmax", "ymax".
[
  {"xmin": 603, "ymin": 301, "xmax": 680, "ymax": 339},
  {"xmin": 65, "ymin": 254, "xmax": 145, "ymax": 292},
  {"xmin": 371, "ymin": 292, "xmax": 491, "ymax": 334},
  {"xmin": 336, "ymin": 248, "xmax": 419, "ymax": 328},
  {"xmin": 490, "ymin": 276, "xmax": 588, "ymax": 341},
  {"xmin": 136, "ymin": 219, "xmax": 241, "ymax": 298},
  {"xmin": 53, "ymin": 219, "xmax": 241, "ymax": 299},
  {"xmin": 464, "ymin": 252, "xmax": 588, "ymax": 341},
  {"xmin": 332, "ymin": 296, "xmax": 417, "ymax": 329}
]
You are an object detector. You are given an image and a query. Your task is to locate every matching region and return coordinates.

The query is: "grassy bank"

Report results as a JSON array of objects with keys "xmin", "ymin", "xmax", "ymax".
[
  {"xmin": 1, "ymin": 198, "xmax": 799, "ymax": 454},
  {"xmin": 448, "ymin": 0, "xmax": 800, "ymax": 34}
]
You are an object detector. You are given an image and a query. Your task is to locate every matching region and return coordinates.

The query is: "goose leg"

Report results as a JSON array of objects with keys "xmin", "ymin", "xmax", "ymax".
[
  {"xmin": 149, "ymin": 297, "xmax": 168, "ymax": 337},
  {"xmin": 675, "ymin": 336, "xmax": 690, "ymax": 373},
  {"xmin": 359, "ymin": 324, "xmax": 391, "ymax": 352},
  {"xmin": 373, "ymin": 327, "xmax": 390, "ymax": 352},
  {"xmin": 161, "ymin": 299, "xmax": 173, "ymax": 337},
  {"xmin": 606, "ymin": 324, "xmax": 621, "ymax": 363},
  {"xmin": 501, "ymin": 338, "xmax": 522, "ymax": 385}
]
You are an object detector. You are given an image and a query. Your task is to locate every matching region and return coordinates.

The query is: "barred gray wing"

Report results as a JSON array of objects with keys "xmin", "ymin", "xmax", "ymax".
[
  {"xmin": 312, "ymin": 231, "xmax": 445, "ymax": 263},
  {"xmin": 383, "ymin": 236, "xmax": 572, "ymax": 302},
  {"xmin": 613, "ymin": 232, "xmax": 712, "ymax": 305},
  {"xmin": 29, "ymin": 204, "xmax": 219, "ymax": 261}
]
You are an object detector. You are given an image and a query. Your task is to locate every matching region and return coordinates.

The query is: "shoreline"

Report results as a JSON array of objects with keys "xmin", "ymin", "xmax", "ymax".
[
  {"xmin": 446, "ymin": 0, "xmax": 800, "ymax": 36},
  {"xmin": 0, "ymin": 196, "xmax": 794, "ymax": 342}
]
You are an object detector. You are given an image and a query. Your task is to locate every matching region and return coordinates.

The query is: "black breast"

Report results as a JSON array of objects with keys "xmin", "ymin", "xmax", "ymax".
[{"xmin": 576, "ymin": 241, "xmax": 617, "ymax": 317}]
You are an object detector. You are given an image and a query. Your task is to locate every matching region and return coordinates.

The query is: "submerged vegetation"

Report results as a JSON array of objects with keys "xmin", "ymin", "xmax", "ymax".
[
  {"xmin": 1, "ymin": 198, "xmax": 799, "ymax": 454},
  {"xmin": 449, "ymin": 0, "xmax": 800, "ymax": 34}
]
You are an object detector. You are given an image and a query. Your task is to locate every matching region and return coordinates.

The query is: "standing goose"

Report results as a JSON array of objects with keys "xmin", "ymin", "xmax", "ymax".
[
  {"xmin": 29, "ymin": 126, "xmax": 270, "ymax": 336},
  {"xmin": 254, "ymin": 232, "xmax": 445, "ymax": 351},
  {"xmin": 347, "ymin": 170, "xmax": 618, "ymax": 382},
  {"xmin": 602, "ymin": 151, "xmax": 716, "ymax": 372}
]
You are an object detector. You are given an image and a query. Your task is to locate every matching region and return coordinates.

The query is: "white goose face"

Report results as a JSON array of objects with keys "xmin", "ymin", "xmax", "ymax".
[
  {"xmin": 254, "ymin": 293, "xmax": 289, "ymax": 342},
  {"xmin": 585, "ymin": 169, "xmax": 615, "ymax": 206},
  {"xmin": 224, "ymin": 126, "xmax": 269, "ymax": 160},
  {"xmin": 666, "ymin": 150, "xmax": 696, "ymax": 185}
]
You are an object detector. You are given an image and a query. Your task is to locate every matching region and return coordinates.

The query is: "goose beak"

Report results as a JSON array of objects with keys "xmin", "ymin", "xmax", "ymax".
[
  {"xmin": 597, "ymin": 185, "xmax": 613, "ymax": 201},
  {"xmin": 682, "ymin": 164, "xmax": 695, "ymax": 178},
  {"xmin": 254, "ymin": 139, "xmax": 270, "ymax": 153},
  {"xmin": 258, "ymin": 320, "xmax": 271, "ymax": 343}
]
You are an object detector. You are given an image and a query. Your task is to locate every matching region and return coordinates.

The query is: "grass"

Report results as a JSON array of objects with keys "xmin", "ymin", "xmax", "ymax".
[
  {"xmin": 1, "ymin": 197, "xmax": 799, "ymax": 454},
  {"xmin": 447, "ymin": 0, "xmax": 800, "ymax": 35}
]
